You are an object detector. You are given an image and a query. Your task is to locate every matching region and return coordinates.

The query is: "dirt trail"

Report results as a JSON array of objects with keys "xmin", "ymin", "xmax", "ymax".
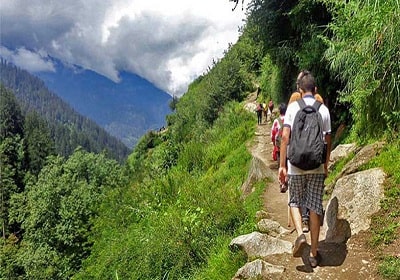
[{"xmin": 247, "ymin": 92, "xmax": 381, "ymax": 279}]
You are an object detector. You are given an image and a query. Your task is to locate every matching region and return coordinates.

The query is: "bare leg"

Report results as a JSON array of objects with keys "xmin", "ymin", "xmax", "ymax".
[
  {"xmin": 290, "ymin": 207, "xmax": 304, "ymax": 236},
  {"xmin": 309, "ymin": 210, "xmax": 320, "ymax": 257},
  {"xmin": 287, "ymin": 192, "xmax": 293, "ymax": 227}
]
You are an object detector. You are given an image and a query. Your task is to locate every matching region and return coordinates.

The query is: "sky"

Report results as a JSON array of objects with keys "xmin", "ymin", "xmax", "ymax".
[{"xmin": 0, "ymin": 0, "xmax": 246, "ymax": 96}]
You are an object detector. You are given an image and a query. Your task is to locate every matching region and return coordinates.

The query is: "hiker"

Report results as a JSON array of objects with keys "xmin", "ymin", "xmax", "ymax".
[
  {"xmin": 278, "ymin": 70, "xmax": 331, "ymax": 268},
  {"xmin": 256, "ymin": 103, "xmax": 263, "ymax": 125},
  {"xmin": 287, "ymin": 91, "xmax": 325, "ymax": 233},
  {"xmin": 262, "ymin": 102, "xmax": 268, "ymax": 123},
  {"xmin": 268, "ymin": 100, "xmax": 274, "ymax": 121},
  {"xmin": 271, "ymin": 103, "xmax": 287, "ymax": 163}
]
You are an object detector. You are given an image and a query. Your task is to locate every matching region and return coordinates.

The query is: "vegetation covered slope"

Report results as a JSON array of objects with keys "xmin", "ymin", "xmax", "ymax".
[
  {"xmin": 1, "ymin": 0, "xmax": 399, "ymax": 279},
  {"xmin": 0, "ymin": 60, "xmax": 130, "ymax": 162}
]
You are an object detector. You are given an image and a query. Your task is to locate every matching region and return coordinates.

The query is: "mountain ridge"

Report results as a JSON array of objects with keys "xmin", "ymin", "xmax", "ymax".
[
  {"xmin": 0, "ymin": 59, "xmax": 130, "ymax": 162},
  {"xmin": 35, "ymin": 58, "xmax": 172, "ymax": 148}
]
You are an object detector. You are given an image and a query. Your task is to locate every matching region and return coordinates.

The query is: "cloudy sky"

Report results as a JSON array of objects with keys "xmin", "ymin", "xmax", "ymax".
[{"xmin": 0, "ymin": 0, "xmax": 246, "ymax": 96}]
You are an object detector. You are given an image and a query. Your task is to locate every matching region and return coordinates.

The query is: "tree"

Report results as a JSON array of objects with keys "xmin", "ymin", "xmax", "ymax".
[
  {"xmin": 17, "ymin": 149, "xmax": 124, "ymax": 279},
  {"xmin": 0, "ymin": 85, "xmax": 25, "ymax": 239},
  {"xmin": 24, "ymin": 111, "xmax": 55, "ymax": 176}
]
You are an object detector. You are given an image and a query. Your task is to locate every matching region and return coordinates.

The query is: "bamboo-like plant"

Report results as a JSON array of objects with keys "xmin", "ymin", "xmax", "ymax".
[{"xmin": 323, "ymin": 0, "xmax": 400, "ymax": 140}]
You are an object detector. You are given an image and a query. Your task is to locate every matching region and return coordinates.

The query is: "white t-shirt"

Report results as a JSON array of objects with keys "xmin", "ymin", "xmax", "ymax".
[{"xmin": 284, "ymin": 95, "xmax": 331, "ymax": 175}]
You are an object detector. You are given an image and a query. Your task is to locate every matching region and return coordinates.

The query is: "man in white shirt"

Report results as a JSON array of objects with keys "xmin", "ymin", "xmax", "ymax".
[{"xmin": 278, "ymin": 70, "xmax": 331, "ymax": 268}]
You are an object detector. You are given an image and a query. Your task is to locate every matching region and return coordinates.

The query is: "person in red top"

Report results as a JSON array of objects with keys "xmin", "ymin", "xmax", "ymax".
[{"xmin": 271, "ymin": 103, "xmax": 287, "ymax": 162}]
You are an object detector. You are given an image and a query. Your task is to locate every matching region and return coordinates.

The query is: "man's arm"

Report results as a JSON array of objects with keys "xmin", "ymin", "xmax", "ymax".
[
  {"xmin": 278, "ymin": 126, "xmax": 290, "ymax": 184},
  {"xmin": 324, "ymin": 133, "xmax": 332, "ymax": 177}
]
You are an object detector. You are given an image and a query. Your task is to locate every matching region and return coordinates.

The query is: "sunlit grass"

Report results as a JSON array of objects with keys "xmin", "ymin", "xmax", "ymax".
[{"xmin": 360, "ymin": 139, "xmax": 400, "ymax": 280}]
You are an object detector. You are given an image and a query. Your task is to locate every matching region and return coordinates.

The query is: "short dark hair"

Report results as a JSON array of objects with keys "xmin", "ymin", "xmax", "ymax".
[
  {"xmin": 297, "ymin": 70, "xmax": 316, "ymax": 93},
  {"xmin": 279, "ymin": 103, "xmax": 287, "ymax": 115}
]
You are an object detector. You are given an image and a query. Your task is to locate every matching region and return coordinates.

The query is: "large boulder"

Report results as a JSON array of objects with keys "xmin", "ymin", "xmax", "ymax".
[
  {"xmin": 326, "ymin": 142, "xmax": 385, "ymax": 194},
  {"xmin": 229, "ymin": 232, "xmax": 292, "ymax": 258},
  {"xmin": 323, "ymin": 168, "xmax": 386, "ymax": 243},
  {"xmin": 241, "ymin": 156, "xmax": 274, "ymax": 197}
]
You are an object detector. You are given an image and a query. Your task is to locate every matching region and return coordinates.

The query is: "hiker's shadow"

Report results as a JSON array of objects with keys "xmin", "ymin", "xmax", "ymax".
[
  {"xmin": 296, "ymin": 241, "xmax": 348, "ymax": 272},
  {"xmin": 296, "ymin": 197, "xmax": 350, "ymax": 272}
]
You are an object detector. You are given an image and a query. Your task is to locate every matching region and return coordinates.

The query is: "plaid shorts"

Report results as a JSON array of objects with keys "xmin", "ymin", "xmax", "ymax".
[{"xmin": 288, "ymin": 174, "xmax": 325, "ymax": 216}]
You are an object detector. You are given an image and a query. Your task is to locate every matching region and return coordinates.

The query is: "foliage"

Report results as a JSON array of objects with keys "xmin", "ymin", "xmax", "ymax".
[
  {"xmin": 259, "ymin": 54, "xmax": 282, "ymax": 103},
  {"xmin": 0, "ymin": 85, "xmax": 26, "ymax": 240},
  {"xmin": 24, "ymin": 111, "xmax": 55, "ymax": 176},
  {"xmin": 189, "ymin": 180, "xmax": 266, "ymax": 280},
  {"xmin": 322, "ymin": 0, "xmax": 400, "ymax": 140},
  {"xmin": 1, "ymin": 149, "xmax": 125, "ymax": 279},
  {"xmin": 75, "ymin": 102, "xmax": 255, "ymax": 280},
  {"xmin": 166, "ymin": 32, "xmax": 253, "ymax": 148},
  {"xmin": 357, "ymin": 139, "xmax": 400, "ymax": 279},
  {"xmin": 2, "ymin": 0, "xmax": 400, "ymax": 278},
  {"xmin": 0, "ymin": 60, "xmax": 130, "ymax": 162},
  {"xmin": 378, "ymin": 256, "xmax": 400, "ymax": 280},
  {"xmin": 362, "ymin": 140, "xmax": 400, "ymax": 247}
]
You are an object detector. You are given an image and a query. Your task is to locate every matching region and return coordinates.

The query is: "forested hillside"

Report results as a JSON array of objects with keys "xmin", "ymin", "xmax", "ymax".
[
  {"xmin": 1, "ymin": 0, "xmax": 399, "ymax": 279},
  {"xmin": 0, "ymin": 60, "xmax": 130, "ymax": 162}
]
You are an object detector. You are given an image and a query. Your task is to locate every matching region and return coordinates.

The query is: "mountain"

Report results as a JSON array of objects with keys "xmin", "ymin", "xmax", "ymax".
[
  {"xmin": 35, "ymin": 59, "xmax": 172, "ymax": 148},
  {"xmin": 0, "ymin": 60, "xmax": 130, "ymax": 162}
]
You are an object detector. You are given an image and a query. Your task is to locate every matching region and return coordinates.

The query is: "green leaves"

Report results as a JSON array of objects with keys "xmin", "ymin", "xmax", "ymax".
[
  {"xmin": 323, "ymin": 0, "xmax": 400, "ymax": 138},
  {"xmin": 10, "ymin": 150, "xmax": 124, "ymax": 279},
  {"xmin": 76, "ymin": 101, "xmax": 254, "ymax": 280}
]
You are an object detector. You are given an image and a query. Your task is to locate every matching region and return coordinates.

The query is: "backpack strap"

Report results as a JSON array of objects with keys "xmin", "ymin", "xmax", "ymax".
[
  {"xmin": 297, "ymin": 98, "xmax": 323, "ymax": 112},
  {"xmin": 297, "ymin": 98, "xmax": 307, "ymax": 110},
  {"xmin": 312, "ymin": 100, "xmax": 323, "ymax": 112},
  {"xmin": 277, "ymin": 117, "xmax": 283, "ymax": 127}
]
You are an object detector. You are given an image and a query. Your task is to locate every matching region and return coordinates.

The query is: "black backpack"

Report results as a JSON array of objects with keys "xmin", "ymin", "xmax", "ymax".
[{"xmin": 288, "ymin": 99, "xmax": 326, "ymax": 170}]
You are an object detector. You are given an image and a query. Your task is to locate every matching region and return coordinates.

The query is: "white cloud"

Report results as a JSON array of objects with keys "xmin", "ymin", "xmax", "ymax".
[
  {"xmin": 0, "ymin": 46, "xmax": 56, "ymax": 73},
  {"xmin": 0, "ymin": 0, "xmax": 245, "ymax": 96}
]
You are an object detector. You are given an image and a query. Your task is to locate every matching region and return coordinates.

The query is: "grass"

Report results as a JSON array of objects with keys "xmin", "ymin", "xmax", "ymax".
[
  {"xmin": 190, "ymin": 181, "xmax": 268, "ymax": 280},
  {"xmin": 359, "ymin": 139, "xmax": 400, "ymax": 279},
  {"xmin": 378, "ymin": 256, "xmax": 400, "ymax": 280}
]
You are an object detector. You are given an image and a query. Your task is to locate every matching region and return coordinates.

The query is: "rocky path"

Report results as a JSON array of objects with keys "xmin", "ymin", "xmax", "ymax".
[{"xmin": 245, "ymin": 92, "xmax": 381, "ymax": 279}]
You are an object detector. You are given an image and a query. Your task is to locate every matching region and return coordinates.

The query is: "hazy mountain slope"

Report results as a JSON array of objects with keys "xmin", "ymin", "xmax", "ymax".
[{"xmin": 35, "ymin": 59, "xmax": 172, "ymax": 148}]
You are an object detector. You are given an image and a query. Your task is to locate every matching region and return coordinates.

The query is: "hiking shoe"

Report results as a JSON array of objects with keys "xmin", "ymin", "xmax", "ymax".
[
  {"xmin": 293, "ymin": 234, "xmax": 307, "ymax": 257},
  {"xmin": 302, "ymin": 220, "xmax": 309, "ymax": 233},
  {"xmin": 309, "ymin": 253, "xmax": 321, "ymax": 268}
]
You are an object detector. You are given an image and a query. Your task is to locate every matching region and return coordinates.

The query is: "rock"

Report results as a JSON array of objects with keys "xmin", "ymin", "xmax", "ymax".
[
  {"xmin": 257, "ymin": 219, "xmax": 289, "ymax": 237},
  {"xmin": 241, "ymin": 156, "xmax": 274, "ymax": 197},
  {"xmin": 328, "ymin": 143, "xmax": 358, "ymax": 171},
  {"xmin": 232, "ymin": 259, "xmax": 285, "ymax": 280},
  {"xmin": 323, "ymin": 168, "xmax": 386, "ymax": 243},
  {"xmin": 326, "ymin": 142, "xmax": 384, "ymax": 194},
  {"xmin": 229, "ymin": 232, "xmax": 292, "ymax": 258},
  {"xmin": 255, "ymin": 210, "xmax": 270, "ymax": 222},
  {"xmin": 244, "ymin": 102, "xmax": 257, "ymax": 113},
  {"xmin": 341, "ymin": 142, "xmax": 385, "ymax": 176}
]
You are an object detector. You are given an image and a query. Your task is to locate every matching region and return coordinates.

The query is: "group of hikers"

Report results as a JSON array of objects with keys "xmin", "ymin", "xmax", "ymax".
[
  {"xmin": 258, "ymin": 70, "xmax": 332, "ymax": 268},
  {"xmin": 255, "ymin": 99, "xmax": 274, "ymax": 125}
]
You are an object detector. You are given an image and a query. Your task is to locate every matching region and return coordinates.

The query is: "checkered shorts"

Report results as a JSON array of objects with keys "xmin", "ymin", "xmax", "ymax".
[{"xmin": 288, "ymin": 174, "xmax": 325, "ymax": 216}]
